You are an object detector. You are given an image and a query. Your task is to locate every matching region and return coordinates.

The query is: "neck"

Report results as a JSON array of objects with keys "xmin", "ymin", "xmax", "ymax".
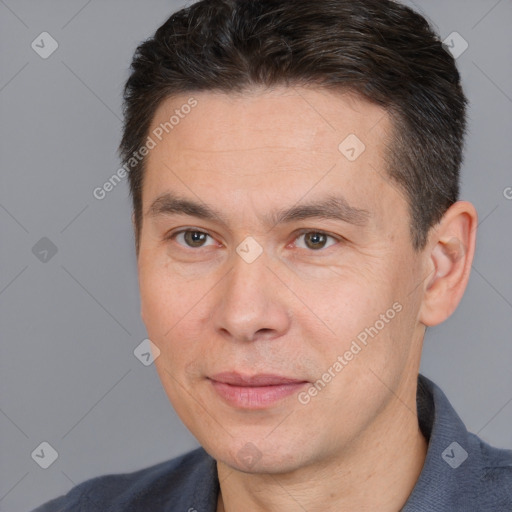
[{"xmin": 216, "ymin": 375, "xmax": 427, "ymax": 512}]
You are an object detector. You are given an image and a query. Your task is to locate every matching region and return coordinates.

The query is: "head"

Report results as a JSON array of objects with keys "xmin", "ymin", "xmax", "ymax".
[{"xmin": 120, "ymin": 0, "xmax": 477, "ymax": 473}]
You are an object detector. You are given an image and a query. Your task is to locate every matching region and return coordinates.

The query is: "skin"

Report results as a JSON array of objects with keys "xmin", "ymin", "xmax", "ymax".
[{"xmin": 136, "ymin": 86, "xmax": 477, "ymax": 511}]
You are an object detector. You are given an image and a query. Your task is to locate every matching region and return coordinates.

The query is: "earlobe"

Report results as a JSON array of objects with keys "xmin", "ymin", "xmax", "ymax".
[{"xmin": 419, "ymin": 201, "xmax": 477, "ymax": 326}]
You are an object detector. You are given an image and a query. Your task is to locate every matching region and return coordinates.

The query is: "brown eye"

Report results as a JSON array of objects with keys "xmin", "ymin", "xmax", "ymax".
[
  {"xmin": 295, "ymin": 231, "xmax": 337, "ymax": 251},
  {"xmin": 172, "ymin": 230, "xmax": 214, "ymax": 248},
  {"xmin": 305, "ymin": 232, "xmax": 327, "ymax": 249},
  {"xmin": 184, "ymin": 231, "xmax": 208, "ymax": 247}
]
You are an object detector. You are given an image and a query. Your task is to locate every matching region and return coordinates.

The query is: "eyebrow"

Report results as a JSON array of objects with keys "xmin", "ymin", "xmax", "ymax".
[{"xmin": 147, "ymin": 192, "xmax": 370, "ymax": 228}]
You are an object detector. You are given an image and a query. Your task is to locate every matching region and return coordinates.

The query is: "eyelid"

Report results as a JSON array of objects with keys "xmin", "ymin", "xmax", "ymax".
[{"xmin": 293, "ymin": 228, "xmax": 341, "ymax": 240}]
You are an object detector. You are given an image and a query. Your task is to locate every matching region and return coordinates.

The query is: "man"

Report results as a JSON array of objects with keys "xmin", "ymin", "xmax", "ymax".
[{"xmin": 33, "ymin": 0, "xmax": 512, "ymax": 510}]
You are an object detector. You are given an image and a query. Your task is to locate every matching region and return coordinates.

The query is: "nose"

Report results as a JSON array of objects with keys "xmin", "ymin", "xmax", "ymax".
[{"xmin": 211, "ymin": 249, "xmax": 291, "ymax": 343}]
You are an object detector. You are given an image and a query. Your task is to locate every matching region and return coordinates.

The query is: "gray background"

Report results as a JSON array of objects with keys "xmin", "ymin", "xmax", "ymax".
[{"xmin": 0, "ymin": 0, "xmax": 511, "ymax": 510}]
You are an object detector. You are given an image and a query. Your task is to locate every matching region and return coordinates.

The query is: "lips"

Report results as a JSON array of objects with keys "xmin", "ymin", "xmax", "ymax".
[
  {"xmin": 210, "ymin": 372, "xmax": 307, "ymax": 386},
  {"xmin": 208, "ymin": 372, "xmax": 309, "ymax": 409}
]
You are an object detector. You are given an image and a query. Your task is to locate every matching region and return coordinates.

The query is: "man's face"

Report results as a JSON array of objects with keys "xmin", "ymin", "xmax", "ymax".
[{"xmin": 137, "ymin": 87, "xmax": 428, "ymax": 473}]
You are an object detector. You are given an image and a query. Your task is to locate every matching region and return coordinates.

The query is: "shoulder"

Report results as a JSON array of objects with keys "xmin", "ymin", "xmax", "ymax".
[
  {"xmin": 30, "ymin": 447, "xmax": 218, "ymax": 512},
  {"xmin": 470, "ymin": 433, "xmax": 512, "ymax": 509},
  {"xmin": 408, "ymin": 375, "xmax": 512, "ymax": 511}
]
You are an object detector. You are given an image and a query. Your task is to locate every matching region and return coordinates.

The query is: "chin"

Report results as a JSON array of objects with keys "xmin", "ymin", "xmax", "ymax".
[{"xmin": 208, "ymin": 435, "xmax": 319, "ymax": 475}]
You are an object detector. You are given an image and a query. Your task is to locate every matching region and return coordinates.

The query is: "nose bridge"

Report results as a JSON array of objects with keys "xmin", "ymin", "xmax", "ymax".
[
  {"xmin": 230, "ymin": 249, "xmax": 268, "ymax": 304},
  {"xmin": 213, "ymin": 245, "xmax": 290, "ymax": 342}
]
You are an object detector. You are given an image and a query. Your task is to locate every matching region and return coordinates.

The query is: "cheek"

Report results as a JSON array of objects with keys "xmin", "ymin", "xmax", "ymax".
[
  {"xmin": 139, "ymin": 274, "xmax": 172, "ymax": 338},
  {"xmin": 296, "ymin": 265, "xmax": 395, "ymax": 337},
  {"xmin": 297, "ymin": 263, "xmax": 414, "ymax": 384},
  {"xmin": 139, "ymin": 263, "xmax": 212, "ymax": 373},
  {"xmin": 139, "ymin": 258, "xmax": 201, "ymax": 337}
]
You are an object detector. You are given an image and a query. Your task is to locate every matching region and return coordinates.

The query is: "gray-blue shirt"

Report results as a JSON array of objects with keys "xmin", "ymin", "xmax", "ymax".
[{"xmin": 32, "ymin": 374, "xmax": 512, "ymax": 511}]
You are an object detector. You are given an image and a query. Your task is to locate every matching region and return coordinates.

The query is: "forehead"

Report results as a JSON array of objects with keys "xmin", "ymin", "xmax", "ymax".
[
  {"xmin": 142, "ymin": 86, "xmax": 404, "ymax": 230},
  {"xmin": 148, "ymin": 86, "xmax": 389, "ymax": 158}
]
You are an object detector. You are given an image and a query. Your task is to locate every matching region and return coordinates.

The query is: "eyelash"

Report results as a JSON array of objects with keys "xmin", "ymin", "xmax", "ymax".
[{"xmin": 166, "ymin": 228, "xmax": 341, "ymax": 252}]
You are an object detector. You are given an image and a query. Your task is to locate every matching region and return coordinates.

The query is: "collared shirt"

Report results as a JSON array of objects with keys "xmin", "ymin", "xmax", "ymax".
[{"xmin": 32, "ymin": 374, "xmax": 512, "ymax": 511}]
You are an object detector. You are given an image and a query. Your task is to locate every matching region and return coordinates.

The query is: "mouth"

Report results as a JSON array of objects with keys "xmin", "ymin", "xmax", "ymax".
[{"xmin": 208, "ymin": 372, "xmax": 309, "ymax": 409}]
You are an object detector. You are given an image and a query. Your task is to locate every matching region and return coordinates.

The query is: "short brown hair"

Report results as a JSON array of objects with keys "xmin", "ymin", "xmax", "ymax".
[{"xmin": 119, "ymin": 0, "xmax": 467, "ymax": 253}]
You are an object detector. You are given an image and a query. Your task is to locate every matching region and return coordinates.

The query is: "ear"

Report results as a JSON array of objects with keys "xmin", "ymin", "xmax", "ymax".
[{"xmin": 418, "ymin": 201, "xmax": 477, "ymax": 327}]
